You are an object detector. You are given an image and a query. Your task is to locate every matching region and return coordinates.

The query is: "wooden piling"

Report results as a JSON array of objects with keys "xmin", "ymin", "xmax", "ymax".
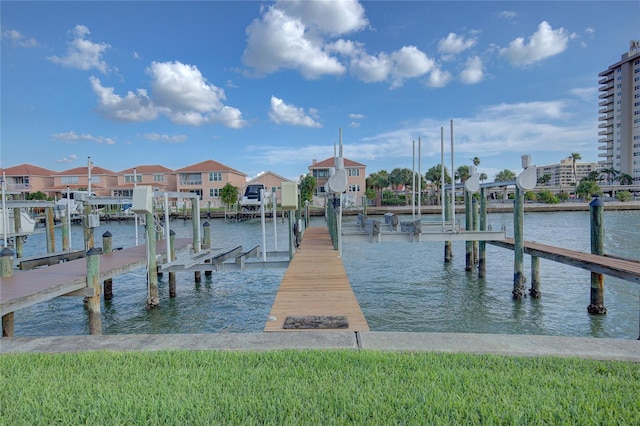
[
  {"xmin": 192, "ymin": 202, "xmax": 201, "ymax": 284},
  {"xmin": 1, "ymin": 248, "xmax": 14, "ymax": 337},
  {"xmin": 61, "ymin": 214, "xmax": 69, "ymax": 251},
  {"xmin": 169, "ymin": 230, "xmax": 176, "ymax": 297},
  {"xmin": 83, "ymin": 203, "xmax": 93, "ymax": 251},
  {"xmin": 46, "ymin": 207, "xmax": 55, "ymax": 253},
  {"xmin": 444, "ymin": 191, "xmax": 452, "ymax": 262},
  {"xmin": 102, "ymin": 231, "xmax": 113, "ymax": 301},
  {"xmin": 478, "ymin": 188, "xmax": 487, "ymax": 278},
  {"xmin": 588, "ymin": 195, "xmax": 607, "ymax": 314},
  {"xmin": 203, "ymin": 222, "xmax": 212, "ymax": 277},
  {"xmin": 146, "ymin": 212, "xmax": 159, "ymax": 307},
  {"xmin": 472, "ymin": 198, "xmax": 479, "ymax": 264},
  {"xmin": 464, "ymin": 191, "xmax": 473, "ymax": 271},
  {"xmin": 512, "ymin": 186, "xmax": 526, "ymax": 299},
  {"xmin": 86, "ymin": 247, "xmax": 102, "ymax": 335},
  {"xmin": 530, "ymin": 256, "xmax": 541, "ymax": 298},
  {"xmin": 13, "ymin": 208, "xmax": 23, "ymax": 258}
]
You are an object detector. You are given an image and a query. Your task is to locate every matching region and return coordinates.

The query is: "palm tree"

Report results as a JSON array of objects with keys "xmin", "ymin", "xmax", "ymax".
[
  {"xmin": 366, "ymin": 170, "xmax": 390, "ymax": 206},
  {"xmin": 616, "ymin": 173, "xmax": 633, "ymax": 185},
  {"xmin": 472, "ymin": 157, "xmax": 480, "ymax": 167},
  {"xmin": 494, "ymin": 169, "xmax": 516, "ymax": 182},
  {"xmin": 479, "ymin": 173, "xmax": 488, "ymax": 183},
  {"xmin": 600, "ymin": 167, "xmax": 619, "ymax": 185},
  {"xmin": 570, "ymin": 152, "xmax": 581, "ymax": 193},
  {"xmin": 455, "ymin": 165, "xmax": 470, "ymax": 183},
  {"xmin": 537, "ymin": 173, "xmax": 551, "ymax": 186}
]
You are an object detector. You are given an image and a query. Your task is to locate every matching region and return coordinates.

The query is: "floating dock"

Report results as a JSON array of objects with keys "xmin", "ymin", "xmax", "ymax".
[{"xmin": 265, "ymin": 227, "xmax": 369, "ymax": 332}]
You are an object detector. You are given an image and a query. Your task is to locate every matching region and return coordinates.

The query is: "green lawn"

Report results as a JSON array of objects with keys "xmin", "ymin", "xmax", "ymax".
[{"xmin": 1, "ymin": 350, "xmax": 638, "ymax": 424}]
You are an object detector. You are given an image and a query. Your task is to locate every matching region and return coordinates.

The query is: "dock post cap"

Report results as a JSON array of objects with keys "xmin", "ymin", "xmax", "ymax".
[
  {"xmin": 170, "ymin": 230, "xmax": 176, "ymax": 235},
  {"xmin": 203, "ymin": 222, "xmax": 210, "ymax": 227},
  {"xmin": 87, "ymin": 247, "xmax": 101, "ymax": 256},
  {"xmin": 589, "ymin": 194, "xmax": 603, "ymax": 207},
  {"xmin": 102, "ymin": 231, "xmax": 112, "ymax": 237},
  {"xmin": 1, "ymin": 247, "xmax": 14, "ymax": 257}
]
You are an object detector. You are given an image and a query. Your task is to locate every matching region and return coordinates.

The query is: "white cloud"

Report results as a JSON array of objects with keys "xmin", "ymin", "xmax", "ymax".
[
  {"xmin": 498, "ymin": 11, "xmax": 517, "ymax": 20},
  {"xmin": 243, "ymin": 6, "xmax": 346, "ymax": 79},
  {"xmin": 427, "ymin": 67, "xmax": 452, "ymax": 88},
  {"xmin": 52, "ymin": 131, "xmax": 115, "ymax": 145},
  {"xmin": 459, "ymin": 56, "xmax": 484, "ymax": 84},
  {"xmin": 569, "ymin": 87, "xmax": 597, "ymax": 103},
  {"xmin": 269, "ymin": 96, "xmax": 321, "ymax": 127},
  {"xmin": 276, "ymin": 0, "xmax": 368, "ymax": 36},
  {"xmin": 438, "ymin": 33, "xmax": 476, "ymax": 58},
  {"xmin": 90, "ymin": 76, "xmax": 158, "ymax": 122},
  {"xmin": 56, "ymin": 154, "xmax": 77, "ymax": 164},
  {"xmin": 349, "ymin": 121, "xmax": 360, "ymax": 128},
  {"xmin": 500, "ymin": 21, "xmax": 571, "ymax": 67},
  {"xmin": 48, "ymin": 25, "xmax": 110, "ymax": 73},
  {"xmin": 143, "ymin": 133, "xmax": 187, "ymax": 143},
  {"xmin": 349, "ymin": 52, "xmax": 392, "ymax": 83},
  {"xmin": 2, "ymin": 29, "xmax": 38, "ymax": 47},
  {"xmin": 349, "ymin": 45, "xmax": 434, "ymax": 87},
  {"xmin": 349, "ymin": 113, "xmax": 366, "ymax": 119},
  {"xmin": 389, "ymin": 46, "xmax": 435, "ymax": 88}
]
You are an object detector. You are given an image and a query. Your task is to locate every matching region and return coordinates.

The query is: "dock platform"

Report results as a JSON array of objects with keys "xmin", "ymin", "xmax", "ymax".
[
  {"xmin": 0, "ymin": 239, "xmax": 192, "ymax": 316},
  {"xmin": 265, "ymin": 227, "xmax": 369, "ymax": 332}
]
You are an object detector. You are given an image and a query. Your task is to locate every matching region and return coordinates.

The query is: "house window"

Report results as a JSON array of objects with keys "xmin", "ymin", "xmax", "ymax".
[
  {"xmin": 349, "ymin": 185, "xmax": 360, "ymax": 192},
  {"xmin": 313, "ymin": 169, "xmax": 328, "ymax": 178},
  {"xmin": 153, "ymin": 174, "xmax": 164, "ymax": 182},
  {"xmin": 209, "ymin": 172, "xmax": 222, "ymax": 182},
  {"xmin": 348, "ymin": 168, "xmax": 360, "ymax": 177},
  {"xmin": 125, "ymin": 174, "xmax": 143, "ymax": 183},
  {"xmin": 180, "ymin": 173, "xmax": 202, "ymax": 185},
  {"xmin": 61, "ymin": 176, "xmax": 79, "ymax": 184},
  {"xmin": 209, "ymin": 188, "xmax": 220, "ymax": 197}
]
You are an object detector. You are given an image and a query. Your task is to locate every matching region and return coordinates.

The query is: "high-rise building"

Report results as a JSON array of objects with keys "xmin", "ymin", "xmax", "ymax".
[{"xmin": 597, "ymin": 41, "xmax": 640, "ymax": 183}]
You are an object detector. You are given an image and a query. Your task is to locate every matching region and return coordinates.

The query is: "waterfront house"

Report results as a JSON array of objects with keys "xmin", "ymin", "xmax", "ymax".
[
  {"xmin": 245, "ymin": 171, "xmax": 294, "ymax": 205},
  {"xmin": 50, "ymin": 165, "xmax": 118, "ymax": 198},
  {"xmin": 175, "ymin": 160, "xmax": 247, "ymax": 207},
  {"xmin": 0, "ymin": 164, "xmax": 55, "ymax": 199},
  {"xmin": 113, "ymin": 165, "xmax": 176, "ymax": 197},
  {"xmin": 308, "ymin": 157, "xmax": 366, "ymax": 206}
]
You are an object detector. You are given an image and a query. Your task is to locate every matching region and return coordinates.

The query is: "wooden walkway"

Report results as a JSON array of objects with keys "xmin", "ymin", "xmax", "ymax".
[
  {"xmin": 489, "ymin": 238, "xmax": 640, "ymax": 284},
  {"xmin": 0, "ymin": 239, "xmax": 191, "ymax": 316},
  {"xmin": 264, "ymin": 227, "xmax": 369, "ymax": 332}
]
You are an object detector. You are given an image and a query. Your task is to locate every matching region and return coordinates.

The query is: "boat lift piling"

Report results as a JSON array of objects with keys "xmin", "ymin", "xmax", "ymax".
[{"xmin": 1, "ymin": 247, "xmax": 14, "ymax": 336}]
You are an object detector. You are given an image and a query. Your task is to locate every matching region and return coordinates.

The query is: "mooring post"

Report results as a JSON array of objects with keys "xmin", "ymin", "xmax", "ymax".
[
  {"xmin": 464, "ymin": 191, "xmax": 473, "ymax": 271},
  {"xmin": 472, "ymin": 198, "xmax": 479, "ymax": 264},
  {"xmin": 444, "ymin": 191, "xmax": 452, "ymax": 262},
  {"xmin": 146, "ymin": 212, "xmax": 159, "ymax": 307},
  {"xmin": 478, "ymin": 188, "xmax": 487, "ymax": 278},
  {"xmin": 61, "ymin": 213, "xmax": 69, "ymax": 251},
  {"xmin": 169, "ymin": 230, "xmax": 176, "ymax": 297},
  {"xmin": 512, "ymin": 186, "xmax": 526, "ymax": 299},
  {"xmin": 203, "ymin": 222, "xmax": 212, "ymax": 277},
  {"xmin": 102, "ymin": 231, "xmax": 113, "ymax": 301},
  {"xmin": 13, "ymin": 208, "xmax": 23, "ymax": 258},
  {"xmin": 588, "ymin": 195, "xmax": 607, "ymax": 314},
  {"xmin": 1, "ymin": 247, "xmax": 14, "ymax": 337},
  {"xmin": 46, "ymin": 207, "xmax": 56, "ymax": 253},
  {"xmin": 192, "ymin": 201, "xmax": 201, "ymax": 284},
  {"xmin": 530, "ymin": 256, "xmax": 541, "ymax": 298},
  {"xmin": 83, "ymin": 202, "xmax": 93, "ymax": 252},
  {"xmin": 86, "ymin": 247, "xmax": 102, "ymax": 335}
]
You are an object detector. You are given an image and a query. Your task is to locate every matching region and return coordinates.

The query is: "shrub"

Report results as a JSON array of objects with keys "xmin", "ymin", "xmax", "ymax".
[
  {"xmin": 536, "ymin": 190, "xmax": 560, "ymax": 204},
  {"xmin": 615, "ymin": 190, "xmax": 632, "ymax": 202}
]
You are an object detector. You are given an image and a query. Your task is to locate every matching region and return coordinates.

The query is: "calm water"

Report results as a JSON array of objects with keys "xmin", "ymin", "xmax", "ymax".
[{"xmin": 11, "ymin": 209, "xmax": 640, "ymax": 339}]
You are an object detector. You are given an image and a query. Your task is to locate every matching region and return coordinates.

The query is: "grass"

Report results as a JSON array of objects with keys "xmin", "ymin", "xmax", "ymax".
[{"xmin": 1, "ymin": 350, "xmax": 638, "ymax": 424}]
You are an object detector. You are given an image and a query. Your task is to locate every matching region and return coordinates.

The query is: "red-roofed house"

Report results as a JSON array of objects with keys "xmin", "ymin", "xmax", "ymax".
[
  {"xmin": 51, "ymin": 165, "xmax": 118, "ymax": 198},
  {"xmin": 0, "ymin": 164, "xmax": 56, "ymax": 199},
  {"xmin": 113, "ymin": 165, "xmax": 176, "ymax": 197},
  {"xmin": 308, "ymin": 157, "xmax": 366, "ymax": 206},
  {"xmin": 175, "ymin": 160, "xmax": 247, "ymax": 207}
]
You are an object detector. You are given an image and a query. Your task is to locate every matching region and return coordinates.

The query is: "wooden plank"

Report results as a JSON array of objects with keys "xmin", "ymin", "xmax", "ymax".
[
  {"xmin": 489, "ymin": 238, "xmax": 640, "ymax": 284},
  {"xmin": 0, "ymin": 239, "xmax": 192, "ymax": 316},
  {"xmin": 265, "ymin": 227, "xmax": 369, "ymax": 332},
  {"xmin": 18, "ymin": 250, "xmax": 86, "ymax": 270}
]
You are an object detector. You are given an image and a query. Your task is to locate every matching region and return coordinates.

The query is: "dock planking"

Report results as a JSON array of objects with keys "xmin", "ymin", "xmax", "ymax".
[
  {"xmin": 265, "ymin": 226, "xmax": 369, "ymax": 332},
  {"xmin": 0, "ymin": 238, "xmax": 192, "ymax": 316},
  {"xmin": 489, "ymin": 238, "xmax": 640, "ymax": 284}
]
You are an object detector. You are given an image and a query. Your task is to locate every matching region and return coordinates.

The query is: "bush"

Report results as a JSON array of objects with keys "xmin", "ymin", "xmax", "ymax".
[
  {"xmin": 615, "ymin": 191, "xmax": 632, "ymax": 202},
  {"xmin": 524, "ymin": 191, "xmax": 537, "ymax": 201},
  {"xmin": 557, "ymin": 192, "xmax": 570, "ymax": 202},
  {"xmin": 536, "ymin": 190, "xmax": 560, "ymax": 204}
]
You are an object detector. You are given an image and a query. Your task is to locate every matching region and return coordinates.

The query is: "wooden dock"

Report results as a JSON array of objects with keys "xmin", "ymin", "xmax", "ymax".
[
  {"xmin": 489, "ymin": 238, "xmax": 640, "ymax": 284},
  {"xmin": 264, "ymin": 227, "xmax": 369, "ymax": 332},
  {"xmin": 0, "ymin": 239, "xmax": 192, "ymax": 316}
]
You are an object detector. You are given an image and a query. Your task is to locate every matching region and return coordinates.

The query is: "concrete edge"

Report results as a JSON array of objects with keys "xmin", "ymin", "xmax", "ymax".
[{"xmin": 1, "ymin": 332, "xmax": 639, "ymax": 362}]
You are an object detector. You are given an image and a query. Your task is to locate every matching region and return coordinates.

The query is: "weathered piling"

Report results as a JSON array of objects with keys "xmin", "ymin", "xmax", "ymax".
[
  {"xmin": 512, "ymin": 186, "xmax": 526, "ymax": 299},
  {"xmin": 102, "ymin": 231, "xmax": 113, "ymax": 301},
  {"xmin": 46, "ymin": 207, "xmax": 56, "ymax": 253},
  {"xmin": 61, "ymin": 214, "xmax": 69, "ymax": 251},
  {"xmin": 169, "ymin": 230, "xmax": 176, "ymax": 297},
  {"xmin": 472, "ymin": 198, "xmax": 479, "ymax": 265},
  {"xmin": 86, "ymin": 247, "xmax": 102, "ymax": 335},
  {"xmin": 444, "ymin": 191, "xmax": 452, "ymax": 262},
  {"xmin": 1, "ymin": 248, "xmax": 14, "ymax": 337},
  {"xmin": 203, "ymin": 222, "xmax": 212, "ymax": 277},
  {"xmin": 478, "ymin": 188, "xmax": 487, "ymax": 278},
  {"xmin": 83, "ymin": 202, "xmax": 93, "ymax": 251},
  {"xmin": 146, "ymin": 212, "xmax": 159, "ymax": 307},
  {"xmin": 464, "ymin": 191, "xmax": 473, "ymax": 271},
  {"xmin": 588, "ymin": 195, "xmax": 607, "ymax": 314},
  {"xmin": 13, "ymin": 208, "xmax": 23, "ymax": 258},
  {"xmin": 530, "ymin": 256, "xmax": 541, "ymax": 297},
  {"xmin": 192, "ymin": 202, "xmax": 201, "ymax": 284}
]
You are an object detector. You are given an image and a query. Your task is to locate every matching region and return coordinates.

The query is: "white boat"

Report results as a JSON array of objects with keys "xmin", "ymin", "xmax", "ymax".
[{"xmin": 0, "ymin": 209, "xmax": 37, "ymax": 235}]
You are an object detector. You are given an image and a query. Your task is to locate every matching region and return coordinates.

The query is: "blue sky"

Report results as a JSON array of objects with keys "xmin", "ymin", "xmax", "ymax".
[{"xmin": 1, "ymin": 1, "xmax": 638, "ymax": 182}]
